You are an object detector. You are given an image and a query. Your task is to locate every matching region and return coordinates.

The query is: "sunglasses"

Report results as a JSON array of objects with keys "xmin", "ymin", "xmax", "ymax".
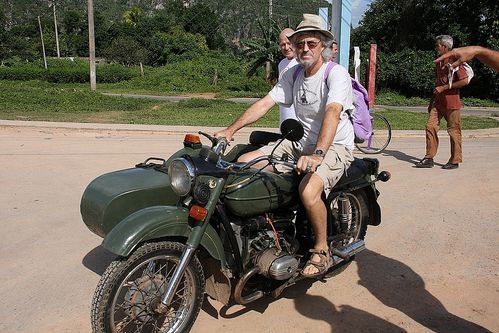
[{"xmin": 296, "ymin": 40, "xmax": 321, "ymax": 50}]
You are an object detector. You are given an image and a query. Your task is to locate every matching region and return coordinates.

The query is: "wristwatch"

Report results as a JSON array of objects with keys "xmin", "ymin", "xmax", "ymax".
[{"xmin": 314, "ymin": 149, "xmax": 325, "ymax": 158}]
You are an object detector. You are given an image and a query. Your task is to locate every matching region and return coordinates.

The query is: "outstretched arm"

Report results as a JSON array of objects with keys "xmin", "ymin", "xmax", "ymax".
[
  {"xmin": 214, "ymin": 94, "xmax": 276, "ymax": 141},
  {"xmin": 435, "ymin": 46, "xmax": 499, "ymax": 72}
]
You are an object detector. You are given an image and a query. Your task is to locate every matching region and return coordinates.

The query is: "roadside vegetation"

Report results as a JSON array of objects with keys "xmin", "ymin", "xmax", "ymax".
[
  {"xmin": 1, "ymin": 0, "xmax": 498, "ymax": 129},
  {"xmin": 1, "ymin": 80, "xmax": 497, "ymax": 130}
]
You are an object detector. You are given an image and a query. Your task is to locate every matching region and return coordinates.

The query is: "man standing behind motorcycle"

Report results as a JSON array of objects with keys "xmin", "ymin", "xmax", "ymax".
[
  {"xmin": 215, "ymin": 14, "xmax": 355, "ymax": 278},
  {"xmin": 277, "ymin": 27, "xmax": 298, "ymax": 125}
]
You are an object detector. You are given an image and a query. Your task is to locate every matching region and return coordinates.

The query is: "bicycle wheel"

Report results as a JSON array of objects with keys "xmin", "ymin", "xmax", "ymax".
[{"xmin": 355, "ymin": 113, "xmax": 391, "ymax": 154}]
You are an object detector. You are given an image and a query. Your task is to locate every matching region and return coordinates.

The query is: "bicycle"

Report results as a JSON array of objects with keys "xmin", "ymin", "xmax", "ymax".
[{"xmin": 355, "ymin": 111, "xmax": 392, "ymax": 154}]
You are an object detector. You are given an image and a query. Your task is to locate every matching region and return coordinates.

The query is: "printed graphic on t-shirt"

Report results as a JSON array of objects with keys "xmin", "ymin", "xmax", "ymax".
[{"xmin": 297, "ymin": 88, "xmax": 319, "ymax": 108}]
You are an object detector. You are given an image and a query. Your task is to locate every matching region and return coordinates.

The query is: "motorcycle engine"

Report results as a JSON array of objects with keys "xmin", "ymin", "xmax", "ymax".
[
  {"xmin": 255, "ymin": 247, "xmax": 299, "ymax": 280},
  {"xmin": 240, "ymin": 212, "xmax": 300, "ymax": 280}
]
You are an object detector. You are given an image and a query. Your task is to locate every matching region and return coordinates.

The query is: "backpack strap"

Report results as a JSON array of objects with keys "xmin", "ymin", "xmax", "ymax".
[
  {"xmin": 323, "ymin": 61, "xmax": 337, "ymax": 89},
  {"xmin": 292, "ymin": 61, "xmax": 338, "ymax": 87},
  {"xmin": 292, "ymin": 64, "xmax": 304, "ymax": 82}
]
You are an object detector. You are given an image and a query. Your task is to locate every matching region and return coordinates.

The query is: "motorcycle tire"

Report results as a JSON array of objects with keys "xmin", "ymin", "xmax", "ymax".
[
  {"xmin": 327, "ymin": 188, "xmax": 369, "ymax": 244},
  {"xmin": 91, "ymin": 241, "xmax": 205, "ymax": 333}
]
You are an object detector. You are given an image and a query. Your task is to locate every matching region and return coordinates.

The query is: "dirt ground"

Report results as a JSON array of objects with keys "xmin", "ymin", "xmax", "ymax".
[{"xmin": 0, "ymin": 122, "xmax": 498, "ymax": 333}]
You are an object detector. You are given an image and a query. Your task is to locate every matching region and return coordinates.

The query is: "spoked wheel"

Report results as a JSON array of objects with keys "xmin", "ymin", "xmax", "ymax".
[
  {"xmin": 327, "ymin": 189, "xmax": 369, "ymax": 249},
  {"xmin": 91, "ymin": 242, "xmax": 204, "ymax": 333},
  {"xmin": 355, "ymin": 113, "xmax": 392, "ymax": 154}
]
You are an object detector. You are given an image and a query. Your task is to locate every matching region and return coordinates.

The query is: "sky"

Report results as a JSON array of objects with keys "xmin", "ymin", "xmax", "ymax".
[{"xmin": 351, "ymin": 0, "xmax": 372, "ymax": 28}]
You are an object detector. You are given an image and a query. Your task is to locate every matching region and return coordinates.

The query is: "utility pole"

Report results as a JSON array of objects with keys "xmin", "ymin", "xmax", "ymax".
[
  {"xmin": 87, "ymin": 0, "xmax": 96, "ymax": 91},
  {"xmin": 265, "ymin": 0, "xmax": 273, "ymax": 82},
  {"xmin": 268, "ymin": 0, "xmax": 273, "ymax": 32},
  {"xmin": 38, "ymin": 16, "xmax": 47, "ymax": 69},
  {"xmin": 53, "ymin": 1, "xmax": 60, "ymax": 58}
]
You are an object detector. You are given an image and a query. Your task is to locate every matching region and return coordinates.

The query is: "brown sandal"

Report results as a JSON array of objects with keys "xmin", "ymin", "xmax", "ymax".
[{"xmin": 301, "ymin": 249, "xmax": 332, "ymax": 278}]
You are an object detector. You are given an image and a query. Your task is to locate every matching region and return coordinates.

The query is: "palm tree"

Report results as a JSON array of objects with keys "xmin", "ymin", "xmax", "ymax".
[{"xmin": 240, "ymin": 19, "xmax": 283, "ymax": 84}]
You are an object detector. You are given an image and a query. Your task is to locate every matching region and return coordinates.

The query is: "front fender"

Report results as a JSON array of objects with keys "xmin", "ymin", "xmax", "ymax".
[{"xmin": 102, "ymin": 206, "xmax": 226, "ymax": 266}]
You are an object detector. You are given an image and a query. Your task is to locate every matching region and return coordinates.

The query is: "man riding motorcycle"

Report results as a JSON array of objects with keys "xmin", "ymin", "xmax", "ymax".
[{"xmin": 215, "ymin": 13, "xmax": 356, "ymax": 277}]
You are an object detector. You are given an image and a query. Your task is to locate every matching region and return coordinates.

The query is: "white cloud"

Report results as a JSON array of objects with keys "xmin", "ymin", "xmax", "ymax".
[{"xmin": 351, "ymin": 0, "xmax": 371, "ymax": 28}]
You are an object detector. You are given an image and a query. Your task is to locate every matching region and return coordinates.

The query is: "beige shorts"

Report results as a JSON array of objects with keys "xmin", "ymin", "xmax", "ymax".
[{"xmin": 259, "ymin": 140, "xmax": 354, "ymax": 193}]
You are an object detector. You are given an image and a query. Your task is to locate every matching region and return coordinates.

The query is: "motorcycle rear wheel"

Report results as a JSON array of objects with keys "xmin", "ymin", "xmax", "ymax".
[
  {"xmin": 91, "ymin": 241, "xmax": 205, "ymax": 333},
  {"xmin": 328, "ymin": 189, "xmax": 369, "ymax": 246}
]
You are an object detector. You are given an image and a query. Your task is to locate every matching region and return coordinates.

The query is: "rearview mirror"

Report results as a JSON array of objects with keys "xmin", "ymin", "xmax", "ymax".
[{"xmin": 280, "ymin": 119, "xmax": 304, "ymax": 142}]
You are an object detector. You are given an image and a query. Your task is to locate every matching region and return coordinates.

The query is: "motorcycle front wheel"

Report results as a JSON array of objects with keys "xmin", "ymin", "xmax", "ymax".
[{"xmin": 91, "ymin": 241, "xmax": 205, "ymax": 333}]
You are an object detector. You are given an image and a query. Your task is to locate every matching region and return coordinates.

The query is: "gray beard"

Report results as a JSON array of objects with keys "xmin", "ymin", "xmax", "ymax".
[{"xmin": 302, "ymin": 61, "xmax": 313, "ymax": 70}]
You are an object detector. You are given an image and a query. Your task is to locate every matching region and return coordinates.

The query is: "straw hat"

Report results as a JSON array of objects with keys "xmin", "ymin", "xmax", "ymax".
[{"xmin": 287, "ymin": 14, "xmax": 334, "ymax": 41}]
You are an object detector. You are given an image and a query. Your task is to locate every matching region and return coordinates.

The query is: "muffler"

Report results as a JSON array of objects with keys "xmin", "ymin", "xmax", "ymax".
[{"xmin": 331, "ymin": 239, "xmax": 365, "ymax": 262}]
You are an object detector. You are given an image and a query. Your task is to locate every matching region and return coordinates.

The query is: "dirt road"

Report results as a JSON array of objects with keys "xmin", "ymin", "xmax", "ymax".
[{"xmin": 0, "ymin": 122, "xmax": 497, "ymax": 333}]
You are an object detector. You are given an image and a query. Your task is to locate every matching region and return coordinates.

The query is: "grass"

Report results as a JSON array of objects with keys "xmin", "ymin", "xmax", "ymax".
[
  {"xmin": 0, "ymin": 80, "xmax": 498, "ymax": 130},
  {"xmin": 376, "ymin": 90, "xmax": 499, "ymax": 107},
  {"xmin": 376, "ymin": 109, "xmax": 498, "ymax": 130},
  {"xmin": 0, "ymin": 80, "xmax": 276, "ymax": 126}
]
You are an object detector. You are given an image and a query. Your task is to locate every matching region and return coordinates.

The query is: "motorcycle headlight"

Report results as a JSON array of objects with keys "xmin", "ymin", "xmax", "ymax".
[{"xmin": 168, "ymin": 158, "xmax": 195, "ymax": 196}]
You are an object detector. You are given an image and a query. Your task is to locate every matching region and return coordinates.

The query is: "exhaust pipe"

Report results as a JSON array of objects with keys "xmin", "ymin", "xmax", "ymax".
[
  {"xmin": 234, "ymin": 266, "xmax": 264, "ymax": 305},
  {"xmin": 331, "ymin": 239, "xmax": 365, "ymax": 262}
]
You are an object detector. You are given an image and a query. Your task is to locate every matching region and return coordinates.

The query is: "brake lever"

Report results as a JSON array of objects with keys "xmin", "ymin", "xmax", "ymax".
[{"xmin": 198, "ymin": 131, "xmax": 217, "ymax": 146}]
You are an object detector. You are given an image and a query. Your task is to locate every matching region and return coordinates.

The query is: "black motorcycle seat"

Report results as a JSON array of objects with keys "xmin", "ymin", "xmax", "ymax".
[
  {"xmin": 249, "ymin": 131, "xmax": 283, "ymax": 145},
  {"xmin": 336, "ymin": 158, "xmax": 375, "ymax": 187}
]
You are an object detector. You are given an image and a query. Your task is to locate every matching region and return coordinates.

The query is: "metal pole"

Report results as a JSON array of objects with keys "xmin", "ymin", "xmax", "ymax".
[
  {"xmin": 331, "ymin": 0, "xmax": 341, "ymax": 62},
  {"xmin": 38, "ymin": 16, "xmax": 48, "ymax": 69},
  {"xmin": 87, "ymin": 0, "xmax": 96, "ymax": 91},
  {"xmin": 53, "ymin": 2, "xmax": 60, "ymax": 58},
  {"xmin": 368, "ymin": 44, "xmax": 377, "ymax": 108},
  {"xmin": 269, "ymin": 0, "xmax": 272, "ymax": 31}
]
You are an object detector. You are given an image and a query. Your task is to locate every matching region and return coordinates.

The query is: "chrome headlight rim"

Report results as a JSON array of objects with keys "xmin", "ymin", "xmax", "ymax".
[{"xmin": 168, "ymin": 158, "xmax": 196, "ymax": 196}]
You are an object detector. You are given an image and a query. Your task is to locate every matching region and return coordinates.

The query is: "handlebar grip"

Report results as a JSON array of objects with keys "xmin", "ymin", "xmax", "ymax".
[{"xmin": 279, "ymin": 160, "xmax": 296, "ymax": 169}]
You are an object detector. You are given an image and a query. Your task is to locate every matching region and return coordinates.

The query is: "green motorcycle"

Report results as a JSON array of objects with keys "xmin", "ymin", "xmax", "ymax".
[{"xmin": 81, "ymin": 119, "xmax": 390, "ymax": 333}]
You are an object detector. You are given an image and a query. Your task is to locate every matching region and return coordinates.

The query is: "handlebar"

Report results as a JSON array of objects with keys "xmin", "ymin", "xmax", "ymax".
[
  {"xmin": 197, "ymin": 130, "xmax": 294, "ymax": 172},
  {"xmin": 213, "ymin": 137, "xmax": 229, "ymax": 156},
  {"xmin": 198, "ymin": 131, "xmax": 230, "ymax": 155},
  {"xmin": 237, "ymin": 155, "xmax": 296, "ymax": 171}
]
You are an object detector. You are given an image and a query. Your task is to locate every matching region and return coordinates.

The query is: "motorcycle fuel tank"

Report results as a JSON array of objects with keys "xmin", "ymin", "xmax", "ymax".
[{"xmin": 223, "ymin": 170, "xmax": 297, "ymax": 217}]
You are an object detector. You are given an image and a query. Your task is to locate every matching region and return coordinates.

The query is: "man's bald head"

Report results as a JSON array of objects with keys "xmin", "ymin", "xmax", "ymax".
[
  {"xmin": 279, "ymin": 28, "xmax": 295, "ymax": 60},
  {"xmin": 279, "ymin": 28, "xmax": 294, "ymax": 41}
]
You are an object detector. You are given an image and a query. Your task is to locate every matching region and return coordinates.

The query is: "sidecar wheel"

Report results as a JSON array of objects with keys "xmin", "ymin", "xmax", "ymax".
[{"xmin": 91, "ymin": 241, "xmax": 204, "ymax": 333}]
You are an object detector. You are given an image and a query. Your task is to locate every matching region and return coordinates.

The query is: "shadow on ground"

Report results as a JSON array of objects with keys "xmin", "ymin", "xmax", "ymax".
[
  {"xmin": 356, "ymin": 249, "xmax": 491, "ymax": 333},
  {"xmin": 81, "ymin": 246, "xmax": 491, "ymax": 332},
  {"xmin": 205, "ymin": 261, "xmax": 407, "ymax": 332}
]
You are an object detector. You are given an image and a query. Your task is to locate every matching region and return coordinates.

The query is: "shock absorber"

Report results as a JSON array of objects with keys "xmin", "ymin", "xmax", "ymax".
[{"xmin": 338, "ymin": 194, "xmax": 351, "ymax": 233}]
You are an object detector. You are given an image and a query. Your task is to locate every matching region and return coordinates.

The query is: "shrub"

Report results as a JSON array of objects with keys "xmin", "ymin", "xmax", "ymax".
[
  {"xmin": 0, "ymin": 58, "xmax": 139, "ymax": 83},
  {"xmin": 102, "ymin": 36, "xmax": 148, "ymax": 66},
  {"xmin": 146, "ymin": 26, "xmax": 209, "ymax": 66},
  {"xmin": 376, "ymin": 49, "xmax": 435, "ymax": 97}
]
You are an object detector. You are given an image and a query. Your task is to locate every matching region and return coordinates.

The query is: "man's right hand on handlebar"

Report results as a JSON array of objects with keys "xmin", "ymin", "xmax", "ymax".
[{"xmin": 214, "ymin": 128, "xmax": 235, "ymax": 141}]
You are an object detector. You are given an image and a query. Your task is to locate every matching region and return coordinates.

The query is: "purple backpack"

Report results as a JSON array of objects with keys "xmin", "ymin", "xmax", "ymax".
[{"xmin": 293, "ymin": 61, "xmax": 372, "ymax": 140}]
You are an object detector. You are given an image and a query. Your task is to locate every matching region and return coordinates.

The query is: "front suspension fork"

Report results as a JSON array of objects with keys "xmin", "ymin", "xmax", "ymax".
[{"xmin": 159, "ymin": 177, "xmax": 225, "ymax": 307}]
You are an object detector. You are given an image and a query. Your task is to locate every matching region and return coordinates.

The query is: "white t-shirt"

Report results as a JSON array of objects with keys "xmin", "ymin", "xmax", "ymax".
[
  {"xmin": 269, "ymin": 61, "xmax": 355, "ymax": 151},
  {"xmin": 277, "ymin": 58, "xmax": 299, "ymax": 126}
]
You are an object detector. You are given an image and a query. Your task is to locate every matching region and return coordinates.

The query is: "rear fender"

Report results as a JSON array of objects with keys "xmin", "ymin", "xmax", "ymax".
[
  {"xmin": 102, "ymin": 206, "xmax": 226, "ymax": 266},
  {"xmin": 362, "ymin": 185, "xmax": 381, "ymax": 226}
]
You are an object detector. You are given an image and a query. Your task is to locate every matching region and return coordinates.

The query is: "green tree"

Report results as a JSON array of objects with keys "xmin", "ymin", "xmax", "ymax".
[
  {"xmin": 122, "ymin": 7, "xmax": 143, "ymax": 27},
  {"xmin": 241, "ymin": 20, "xmax": 282, "ymax": 84},
  {"xmin": 352, "ymin": 0, "xmax": 499, "ymax": 99},
  {"xmin": 103, "ymin": 36, "xmax": 147, "ymax": 66},
  {"xmin": 147, "ymin": 27, "xmax": 209, "ymax": 66}
]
